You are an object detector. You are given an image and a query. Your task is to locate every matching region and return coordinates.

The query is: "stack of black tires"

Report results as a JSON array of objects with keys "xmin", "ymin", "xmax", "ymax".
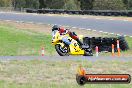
[{"xmin": 83, "ymin": 36, "xmax": 129, "ymax": 52}]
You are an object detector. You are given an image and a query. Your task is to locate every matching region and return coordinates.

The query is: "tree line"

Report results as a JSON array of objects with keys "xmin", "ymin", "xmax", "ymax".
[{"xmin": 0, "ymin": 0, "xmax": 132, "ymax": 10}]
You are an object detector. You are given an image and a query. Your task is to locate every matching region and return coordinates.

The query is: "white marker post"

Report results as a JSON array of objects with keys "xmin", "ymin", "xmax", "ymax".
[
  {"xmin": 117, "ymin": 40, "xmax": 121, "ymax": 57},
  {"xmin": 96, "ymin": 46, "xmax": 99, "ymax": 57},
  {"xmin": 41, "ymin": 47, "xmax": 44, "ymax": 56}
]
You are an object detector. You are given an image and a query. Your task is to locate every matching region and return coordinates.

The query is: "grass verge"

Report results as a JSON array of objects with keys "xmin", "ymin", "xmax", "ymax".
[
  {"xmin": 0, "ymin": 25, "xmax": 55, "ymax": 56},
  {"xmin": 0, "ymin": 60, "xmax": 131, "ymax": 88}
]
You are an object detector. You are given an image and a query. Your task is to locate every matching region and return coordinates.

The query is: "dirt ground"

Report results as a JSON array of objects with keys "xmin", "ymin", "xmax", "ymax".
[
  {"xmin": 0, "ymin": 20, "xmax": 110, "ymax": 37},
  {"xmin": 0, "ymin": 20, "xmax": 51, "ymax": 35}
]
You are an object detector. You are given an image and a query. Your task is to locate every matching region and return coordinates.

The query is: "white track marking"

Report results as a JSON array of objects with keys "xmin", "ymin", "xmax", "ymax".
[
  {"xmin": 28, "ymin": 22, "xmax": 34, "ymax": 24},
  {"xmin": 17, "ymin": 21, "xmax": 24, "ymax": 23},
  {"xmin": 64, "ymin": 26, "xmax": 70, "ymax": 28},
  {"xmin": 72, "ymin": 27, "xmax": 77, "ymax": 29},
  {"xmin": 109, "ymin": 19, "xmax": 114, "ymax": 20},
  {"xmin": 79, "ymin": 28, "xmax": 85, "ymax": 30},
  {"xmin": 86, "ymin": 29, "xmax": 91, "ymax": 31},
  {"xmin": 16, "ymin": 21, "xmax": 20, "ymax": 23},
  {"xmin": 95, "ymin": 18, "xmax": 102, "ymax": 19},
  {"xmin": 99, "ymin": 31, "xmax": 103, "ymax": 33},
  {"xmin": 5, "ymin": 20, "xmax": 11, "ymax": 22},
  {"xmin": 92, "ymin": 30, "xmax": 96, "ymax": 32},
  {"xmin": 123, "ymin": 20, "xmax": 129, "ymax": 22},
  {"xmin": 37, "ymin": 23, "xmax": 44, "ymax": 25},
  {"xmin": 63, "ymin": 15, "xmax": 70, "ymax": 17},
  {"xmin": 116, "ymin": 34, "xmax": 121, "ymax": 36},
  {"xmin": 103, "ymin": 32, "xmax": 108, "ymax": 34},
  {"xmin": 124, "ymin": 35, "xmax": 127, "ymax": 37},
  {"xmin": 82, "ymin": 17, "xmax": 87, "ymax": 19},
  {"xmin": 110, "ymin": 33, "xmax": 114, "ymax": 35}
]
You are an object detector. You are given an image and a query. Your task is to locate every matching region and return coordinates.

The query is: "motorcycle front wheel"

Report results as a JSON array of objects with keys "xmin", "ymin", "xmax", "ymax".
[{"xmin": 55, "ymin": 44, "xmax": 69, "ymax": 56}]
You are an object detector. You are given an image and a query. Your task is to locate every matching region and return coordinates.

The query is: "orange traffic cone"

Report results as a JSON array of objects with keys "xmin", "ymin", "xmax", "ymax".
[{"xmin": 112, "ymin": 44, "xmax": 115, "ymax": 56}]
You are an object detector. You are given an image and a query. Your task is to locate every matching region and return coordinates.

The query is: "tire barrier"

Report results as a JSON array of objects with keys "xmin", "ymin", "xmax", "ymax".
[
  {"xmin": 26, "ymin": 9, "xmax": 132, "ymax": 17},
  {"xmin": 83, "ymin": 36, "xmax": 129, "ymax": 52}
]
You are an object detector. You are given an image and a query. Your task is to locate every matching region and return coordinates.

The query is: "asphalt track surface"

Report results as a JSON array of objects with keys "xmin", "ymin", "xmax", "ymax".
[
  {"xmin": 0, "ymin": 56, "xmax": 132, "ymax": 61},
  {"xmin": 0, "ymin": 12, "xmax": 132, "ymax": 36}
]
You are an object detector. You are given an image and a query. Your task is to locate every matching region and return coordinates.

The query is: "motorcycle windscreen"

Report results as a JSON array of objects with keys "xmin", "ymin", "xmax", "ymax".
[
  {"xmin": 52, "ymin": 30, "xmax": 58, "ymax": 39},
  {"xmin": 52, "ymin": 30, "xmax": 58, "ymax": 36}
]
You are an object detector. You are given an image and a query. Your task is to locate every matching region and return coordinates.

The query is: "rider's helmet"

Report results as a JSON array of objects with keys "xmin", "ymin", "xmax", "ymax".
[
  {"xmin": 52, "ymin": 25, "xmax": 59, "ymax": 32},
  {"xmin": 58, "ymin": 27, "xmax": 65, "ymax": 34}
]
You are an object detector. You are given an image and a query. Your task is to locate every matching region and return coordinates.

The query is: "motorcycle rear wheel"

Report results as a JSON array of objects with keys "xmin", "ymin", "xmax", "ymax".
[{"xmin": 84, "ymin": 50, "xmax": 93, "ymax": 56}]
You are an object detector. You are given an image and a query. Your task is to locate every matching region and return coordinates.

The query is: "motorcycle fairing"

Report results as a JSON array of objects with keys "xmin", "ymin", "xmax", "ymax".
[{"xmin": 52, "ymin": 30, "xmax": 84, "ymax": 55}]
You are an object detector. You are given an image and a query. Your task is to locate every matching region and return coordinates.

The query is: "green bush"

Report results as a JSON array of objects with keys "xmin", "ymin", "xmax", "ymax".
[{"xmin": 93, "ymin": 0, "xmax": 126, "ymax": 10}]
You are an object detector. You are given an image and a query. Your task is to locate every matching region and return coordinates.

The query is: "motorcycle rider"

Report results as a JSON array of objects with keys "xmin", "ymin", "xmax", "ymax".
[{"xmin": 52, "ymin": 25, "xmax": 89, "ymax": 49}]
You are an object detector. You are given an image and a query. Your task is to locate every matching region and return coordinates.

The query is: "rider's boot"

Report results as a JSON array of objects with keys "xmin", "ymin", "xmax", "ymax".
[{"xmin": 76, "ymin": 39, "xmax": 89, "ymax": 49}]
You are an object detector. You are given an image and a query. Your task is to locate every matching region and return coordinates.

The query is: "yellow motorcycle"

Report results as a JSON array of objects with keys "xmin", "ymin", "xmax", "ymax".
[{"xmin": 52, "ymin": 30, "xmax": 93, "ymax": 56}]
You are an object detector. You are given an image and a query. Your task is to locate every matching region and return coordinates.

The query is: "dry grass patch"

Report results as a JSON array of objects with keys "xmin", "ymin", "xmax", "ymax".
[{"xmin": 0, "ymin": 60, "xmax": 131, "ymax": 88}]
